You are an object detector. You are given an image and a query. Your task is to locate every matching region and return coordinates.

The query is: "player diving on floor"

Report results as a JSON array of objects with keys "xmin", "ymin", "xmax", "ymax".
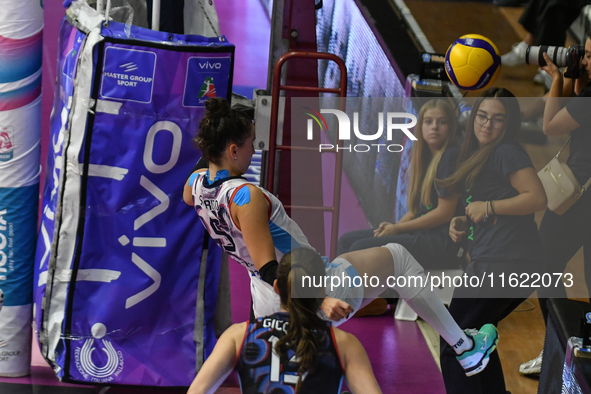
[{"xmin": 183, "ymin": 97, "xmax": 498, "ymax": 378}]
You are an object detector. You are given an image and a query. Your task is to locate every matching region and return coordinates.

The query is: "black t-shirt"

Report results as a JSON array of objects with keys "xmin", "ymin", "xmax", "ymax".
[
  {"xmin": 237, "ymin": 312, "xmax": 344, "ymax": 394},
  {"xmin": 565, "ymin": 83, "xmax": 591, "ymax": 185},
  {"xmin": 416, "ymin": 144, "xmax": 463, "ymax": 217},
  {"xmin": 461, "ymin": 141, "xmax": 542, "ymax": 262}
]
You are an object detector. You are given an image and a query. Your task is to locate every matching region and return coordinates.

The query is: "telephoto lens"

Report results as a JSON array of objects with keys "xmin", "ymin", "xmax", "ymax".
[
  {"xmin": 526, "ymin": 45, "xmax": 570, "ymax": 67},
  {"xmin": 526, "ymin": 45, "xmax": 585, "ymax": 78}
]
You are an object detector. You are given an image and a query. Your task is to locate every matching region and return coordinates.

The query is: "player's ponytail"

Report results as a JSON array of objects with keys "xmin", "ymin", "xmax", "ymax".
[
  {"xmin": 195, "ymin": 97, "xmax": 252, "ymax": 164},
  {"xmin": 276, "ymin": 248, "xmax": 329, "ymax": 393}
]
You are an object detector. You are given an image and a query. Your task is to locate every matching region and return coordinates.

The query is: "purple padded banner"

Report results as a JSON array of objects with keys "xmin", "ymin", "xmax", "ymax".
[{"xmin": 35, "ymin": 17, "xmax": 233, "ymax": 386}]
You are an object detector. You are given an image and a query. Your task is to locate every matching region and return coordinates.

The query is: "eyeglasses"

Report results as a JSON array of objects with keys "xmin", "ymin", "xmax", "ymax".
[{"xmin": 474, "ymin": 114, "xmax": 505, "ymax": 129}]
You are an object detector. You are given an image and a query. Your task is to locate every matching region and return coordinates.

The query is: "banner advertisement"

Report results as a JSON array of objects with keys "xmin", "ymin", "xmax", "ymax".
[
  {"xmin": 33, "ymin": 18, "xmax": 84, "ymax": 375},
  {"xmin": 0, "ymin": 0, "xmax": 43, "ymax": 378},
  {"xmin": 34, "ymin": 4, "xmax": 233, "ymax": 386}
]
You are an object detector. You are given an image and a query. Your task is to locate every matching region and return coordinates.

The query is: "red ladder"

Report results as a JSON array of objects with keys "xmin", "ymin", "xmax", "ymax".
[{"xmin": 267, "ymin": 51, "xmax": 347, "ymax": 260}]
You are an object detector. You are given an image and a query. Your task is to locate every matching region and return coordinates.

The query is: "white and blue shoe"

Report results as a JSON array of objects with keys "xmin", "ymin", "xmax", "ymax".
[{"xmin": 457, "ymin": 324, "xmax": 499, "ymax": 377}]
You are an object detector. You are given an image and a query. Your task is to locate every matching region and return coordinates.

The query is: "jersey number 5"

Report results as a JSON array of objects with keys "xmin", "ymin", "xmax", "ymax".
[{"xmin": 210, "ymin": 218, "xmax": 237, "ymax": 252}]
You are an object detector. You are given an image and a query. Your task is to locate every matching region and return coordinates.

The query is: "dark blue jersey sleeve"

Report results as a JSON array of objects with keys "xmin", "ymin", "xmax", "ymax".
[
  {"xmin": 436, "ymin": 144, "xmax": 460, "ymax": 198},
  {"xmin": 492, "ymin": 141, "xmax": 534, "ymax": 180}
]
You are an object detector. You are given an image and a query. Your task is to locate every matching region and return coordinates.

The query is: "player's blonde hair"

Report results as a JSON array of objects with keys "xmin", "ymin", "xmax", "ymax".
[{"xmin": 407, "ymin": 99, "xmax": 457, "ymax": 215}]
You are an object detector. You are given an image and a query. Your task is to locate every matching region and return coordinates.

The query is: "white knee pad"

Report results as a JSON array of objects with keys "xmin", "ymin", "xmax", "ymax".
[{"xmin": 382, "ymin": 243, "xmax": 427, "ymax": 299}]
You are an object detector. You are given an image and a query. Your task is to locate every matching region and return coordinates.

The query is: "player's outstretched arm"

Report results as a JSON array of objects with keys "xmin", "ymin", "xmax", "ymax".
[
  {"xmin": 187, "ymin": 322, "xmax": 246, "ymax": 394},
  {"xmin": 334, "ymin": 328, "xmax": 382, "ymax": 394}
]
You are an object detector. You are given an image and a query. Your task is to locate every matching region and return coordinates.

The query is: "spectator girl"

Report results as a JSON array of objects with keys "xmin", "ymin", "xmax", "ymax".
[
  {"xmin": 437, "ymin": 87, "xmax": 547, "ymax": 393},
  {"xmin": 337, "ymin": 99, "xmax": 464, "ymax": 271}
]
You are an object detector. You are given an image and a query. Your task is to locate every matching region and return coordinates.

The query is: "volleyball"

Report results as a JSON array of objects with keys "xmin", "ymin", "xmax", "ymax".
[{"xmin": 445, "ymin": 34, "xmax": 501, "ymax": 91}]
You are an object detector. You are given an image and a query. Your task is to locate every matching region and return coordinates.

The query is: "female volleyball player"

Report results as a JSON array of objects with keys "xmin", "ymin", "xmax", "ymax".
[
  {"xmin": 186, "ymin": 247, "xmax": 382, "ymax": 394},
  {"xmin": 337, "ymin": 99, "xmax": 464, "ymax": 270},
  {"xmin": 183, "ymin": 97, "xmax": 498, "ymax": 377},
  {"xmin": 437, "ymin": 88, "xmax": 547, "ymax": 393}
]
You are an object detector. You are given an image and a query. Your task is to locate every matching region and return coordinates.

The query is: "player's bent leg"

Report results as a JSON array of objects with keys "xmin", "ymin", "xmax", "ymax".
[
  {"xmin": 381, "ymin": 243, "xmax": 429, "ymax": 298},
  {"xmin": 380, "ymin": 243, "xmax": 499, "ymax": 377},
  {"xmin": 339, "ymin": 246, "xmax": 397, "ymax": 301},
  {"xmin": 322, "ymin": 257, "xmax": 365, "ymax": 327},
  {"xmin": 328, "ymin": 244, "xmax": 499, "ymax": 377}
]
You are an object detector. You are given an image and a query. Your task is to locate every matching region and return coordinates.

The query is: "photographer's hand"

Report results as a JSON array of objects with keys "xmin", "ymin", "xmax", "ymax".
[
  {"xmin": 542, "ymin": 52, "xmax": 581, "ymax": 136},
  {"xmin": 541, "ymin": 53, "xmax": 561, "ymax": 81}
]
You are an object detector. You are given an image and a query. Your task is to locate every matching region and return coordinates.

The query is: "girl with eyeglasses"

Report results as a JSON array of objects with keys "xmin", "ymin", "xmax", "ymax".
[{"xmin": 437, "ymin": 87, "xmax": 547, "ymax": 394}]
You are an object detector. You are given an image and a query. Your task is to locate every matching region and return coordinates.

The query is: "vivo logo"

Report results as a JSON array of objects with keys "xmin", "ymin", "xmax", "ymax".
[
  {"xmin": 120, "ymin": 121, "xmax": 182, "ymax": 309},
  {"xmin": 304, "ymin": 108, "xmax": 417, "ymax": 153},
  {"xmin": 199, "ymin": 62, "xmax": 222, "ymax": 69}
]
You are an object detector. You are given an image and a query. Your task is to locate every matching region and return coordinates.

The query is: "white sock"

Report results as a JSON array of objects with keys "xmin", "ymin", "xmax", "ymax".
[
  {"xmin": 382, "ymin": 243, "xmax": 471, "ymax": 354},
  {"xmin": 403, "ymin": 286, "xmax": 472, "ymax": 354}
]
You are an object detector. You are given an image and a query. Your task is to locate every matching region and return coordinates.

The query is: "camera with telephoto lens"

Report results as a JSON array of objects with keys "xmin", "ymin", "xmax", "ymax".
[{"xmin": 525, "ymin": 45, "xmax": 585, "ymax": 79}]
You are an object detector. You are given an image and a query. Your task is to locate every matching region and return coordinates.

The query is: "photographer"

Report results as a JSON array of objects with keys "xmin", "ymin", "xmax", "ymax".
[
  {"xmin": 518, "ymin": 34, "xmax": 591, "ymax": 376},
  {"xmin": 501, "ymin": 0, "xmax": 591, "ymax": 84}
]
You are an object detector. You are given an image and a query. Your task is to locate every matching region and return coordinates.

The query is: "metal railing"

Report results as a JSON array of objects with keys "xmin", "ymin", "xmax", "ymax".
[{"xmin": 267, "ymin": 51, "xmax": 347, "ymax": 259}]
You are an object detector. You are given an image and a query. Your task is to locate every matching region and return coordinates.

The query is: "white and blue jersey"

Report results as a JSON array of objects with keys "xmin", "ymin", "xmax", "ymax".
[{"xmin": 190, "ymin": 172, "xmax": 314, "ymax": 318}]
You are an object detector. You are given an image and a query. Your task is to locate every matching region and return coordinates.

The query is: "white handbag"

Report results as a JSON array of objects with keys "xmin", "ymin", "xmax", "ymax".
[{"xmin": 537, "ymin": 137, "xmax": 591, "ymax": 215}]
